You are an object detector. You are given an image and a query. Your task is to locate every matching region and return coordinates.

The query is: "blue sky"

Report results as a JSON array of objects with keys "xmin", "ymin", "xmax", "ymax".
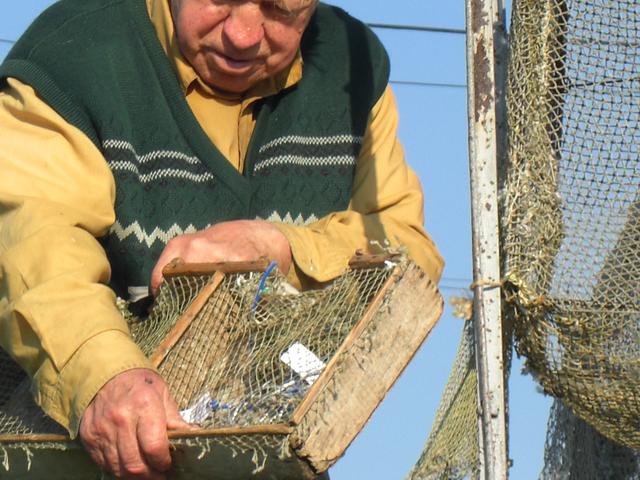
[{"xmin": 1, "ymin": 2, "xmax": 551, "ymax": 479}]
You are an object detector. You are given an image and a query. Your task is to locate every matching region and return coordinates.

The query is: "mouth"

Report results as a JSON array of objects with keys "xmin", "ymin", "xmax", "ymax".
[{"xmin": 211, "ymin": 50, "xmax": 260, "ymax": 74}]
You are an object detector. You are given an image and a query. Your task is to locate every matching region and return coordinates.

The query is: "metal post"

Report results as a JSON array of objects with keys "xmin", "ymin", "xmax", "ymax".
[{"xmin": 466, "ymin": 0, "xmax": 509, "ymax": 479}]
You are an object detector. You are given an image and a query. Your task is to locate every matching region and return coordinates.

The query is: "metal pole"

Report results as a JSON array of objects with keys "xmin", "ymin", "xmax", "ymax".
[{"xmin": 465, "ymin": 0, "xmax": 509, "ymax": 478}]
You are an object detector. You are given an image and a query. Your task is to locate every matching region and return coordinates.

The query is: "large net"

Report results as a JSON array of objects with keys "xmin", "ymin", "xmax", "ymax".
[
  {"xmin": 407, "ymin": 318, "xmax": 479, "ymax": 480},
  {"xmin": 503, "ymin": 0, "xmax": 640, "ymax": 475},
  {"xmin": 409, "ymin": 0, "xmax": 640, "ymax": 478}
]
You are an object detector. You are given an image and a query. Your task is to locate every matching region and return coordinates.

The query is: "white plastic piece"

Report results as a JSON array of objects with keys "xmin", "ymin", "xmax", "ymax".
[
  {"xmin": 127, "ymin": 286, "xmax": 149, "ymax": 302},
  {"xmin": 180, "ymin": 392, "xmax": 212, "ymax": 424},
  {"xmin": 280, "ymin": 342, "xmax": 325, "ymax": 385}
]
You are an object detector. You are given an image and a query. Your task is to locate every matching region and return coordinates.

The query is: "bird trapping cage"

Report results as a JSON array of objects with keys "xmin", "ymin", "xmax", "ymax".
[
  {"xmin": 503, "ymin": 0, "xmax": 640, "ymax": 473},
  {"xmin": 0, "ymin": 254, "xmax": 442, "ymax": 479}
]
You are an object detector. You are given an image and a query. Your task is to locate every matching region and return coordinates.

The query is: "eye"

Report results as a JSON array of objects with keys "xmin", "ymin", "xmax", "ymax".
[
  {"xmin": 212, "ymin": 0, "xmax": 243, "ymax": 6},
  {"xmin": 261, "ymin": 0, "xmax": 297, "ymax": 20}
]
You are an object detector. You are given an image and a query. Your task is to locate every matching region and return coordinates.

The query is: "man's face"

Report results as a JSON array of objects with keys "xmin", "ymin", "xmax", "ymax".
[{"xmin": 170, "ymin": 0, "xmax": 317, "ymax": 93}]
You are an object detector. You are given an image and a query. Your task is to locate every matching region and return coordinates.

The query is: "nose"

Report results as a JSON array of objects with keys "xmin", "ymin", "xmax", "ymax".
[{"xmin": 223, "ymin": 3, "xmax": 265, "ymax": 51}]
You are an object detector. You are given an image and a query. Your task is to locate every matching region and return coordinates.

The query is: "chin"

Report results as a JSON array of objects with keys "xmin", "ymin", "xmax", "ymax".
[{"xmin": 207, "ymin": 74, "xmax": 264, "ymax": 94}]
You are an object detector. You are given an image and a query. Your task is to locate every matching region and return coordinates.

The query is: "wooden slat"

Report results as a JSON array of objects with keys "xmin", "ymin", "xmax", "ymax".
[
  {"xmin": 347, "ymin": 252, "xmax": 402, "ymax": 269},
  {"xmin": 289, "ymin": 263, "xmax": 443, "ymax": 473},
  {"xmin": 0, "ymin": 425, "xmax": 292, "ymax": 444},
  {"xmin": 0, "ymin": 433, "xmax": 70, "ymax": 443},
  {"xmin": 151, "ymin": 271, "xmax": 225, "ymax": 367},
  {"xmin": 162, "ymin": 253, "xmax": 400, "ymax": 278},
  {"xmin": 290, "ymin": 265, "xmax": 404, "ymax": 425},
  {"xmin": 162, "ymin": 258, "xmax": 271, "ymax": 277},
  {"xmin": 167, "ymin": 424, "xmax": 292, "ymax": 439}
]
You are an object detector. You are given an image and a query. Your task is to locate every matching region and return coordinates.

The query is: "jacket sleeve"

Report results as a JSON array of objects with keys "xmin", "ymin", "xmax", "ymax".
[
  {"xmin": 0, "ymin": 78, "xmax": 153, "ymax": 436},
  {"xmin": 274, "ymin": 85, "xmax": 444, "ymax": 287}
]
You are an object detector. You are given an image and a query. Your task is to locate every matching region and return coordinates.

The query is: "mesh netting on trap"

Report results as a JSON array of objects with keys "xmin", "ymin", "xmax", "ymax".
[
  {"xmin": 132, "ymin": 259, "xmax": 395, "ymax": 429},
  {"xmin": 503, "ymin": 0, "xmax": 640, "ymax": 474},
  {"xmin": 0, "ymin": 258, "xmax": 394, "ymax": 437},
  {"xmin": 0, "ymin": 253, "xmax": 445, "ymax": 480}
]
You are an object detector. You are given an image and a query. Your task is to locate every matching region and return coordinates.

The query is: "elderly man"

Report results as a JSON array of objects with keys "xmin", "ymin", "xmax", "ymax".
[{"xmin": 0, "ymin": 0, "xmax": 443, "ymax": 478}]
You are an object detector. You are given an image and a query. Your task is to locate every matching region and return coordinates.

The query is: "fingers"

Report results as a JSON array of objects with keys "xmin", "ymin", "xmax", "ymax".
[
  {"xmin": 150, "ymin": 232, "xmax": 201, "ymax": 296},
  {"xmin": 79, "ymin": 408, "xmax": 109, "ymax": 472},
  {"xmin": 136, "ymin": 412, "xmax": 172, "ymax": 474},
  {"xmin": 149, "ymin": 260, "xmax": 165, "ymax": 297},
  {"xmin": 79, "ymin": 369, "xmax": 178, "ymax": 479},
  {"xmin": 117, "ymin": 423, "xmax": 166, "ymax": 480},
  {"xmin": 149, "ymin": 220, "xmax": 294, "ymax": 296},
  {"xmin": 150, "ymin": 247, "xmax": 177, "ymax": 296},
  {"xmin": 163, "ymin": 391, "xmax": 197, "ymax": 432},
  {"xmin": 81, "ymin": 407, "xmax": 151, "ymax": 479},
  {"xmin": 166, "ymin": 411, "xmax": 192, "ymax": 431}
]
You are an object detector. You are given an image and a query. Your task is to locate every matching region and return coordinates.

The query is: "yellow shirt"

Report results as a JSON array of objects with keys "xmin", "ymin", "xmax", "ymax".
[{"xmin": 0, "ymin": 0, "xmax": 443, "ymax": 435}]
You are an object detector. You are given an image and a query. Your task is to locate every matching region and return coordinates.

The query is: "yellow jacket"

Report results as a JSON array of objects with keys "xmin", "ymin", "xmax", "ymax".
[{"xmin": 0, "ymin": 0, "xmax": 443, "ymax": 435}]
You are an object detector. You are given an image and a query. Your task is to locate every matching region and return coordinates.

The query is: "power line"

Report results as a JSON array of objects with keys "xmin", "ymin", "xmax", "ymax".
[
  {"xmin": 440, "ymin": 277, "xmax": 474, "ymax": 292},
  {"xmin": 440, "ymin": 285, "xmax": 471, "ymax": 292},
  {"xmin": 442, "ymin": 276, "xmax": 473, "ymax": 284},
  {"xmin": 1, "ymin": 24, "xmax": 467, "ymax": 48},
  {"xmin": 440, "ymin": 282, "xmax": 473, "ymax": 291},
  {"xmin": 368, "ymin": 23, "xmax": 466, "ymax": 35},
  {"xmin": 0, "ymin": 26, "xmax": 467, "ymax": 42},
  {"xmin": 390, "ymin": 80, "xmax": 467, "ymax": 89}
]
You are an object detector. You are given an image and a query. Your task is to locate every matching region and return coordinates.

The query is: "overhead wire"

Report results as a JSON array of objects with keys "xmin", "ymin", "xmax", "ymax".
[
  {"xmin": 367, "ymin": 23, "xmax": 466, "ymax": 35},
  {"xmin": 440, "ymin": 285, "xmax": 472, "ymax": 292},
  {"xmin": 440, "ymin": 276, "xmax": 475, "ymax": 292},
  {"xmin": 390, "ymin": 80, "xmax": 466, "ymax": 89},
  {"xmin": 1, "ymin": 24, "xmax": 467, "ymax": 45},
  {"xmin": 368, "ymin": 22, "xmax": 467, "ymax": 89}
]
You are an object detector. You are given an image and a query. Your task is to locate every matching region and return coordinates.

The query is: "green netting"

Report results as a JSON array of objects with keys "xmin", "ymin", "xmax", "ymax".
[{"xmin": 503, "ymin": 0, "xmax": 640, "ymax": 475}]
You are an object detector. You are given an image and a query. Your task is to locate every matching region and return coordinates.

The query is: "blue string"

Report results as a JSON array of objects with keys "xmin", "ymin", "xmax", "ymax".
[{"xmin": 252, "ymin": 261, "xmax": 278, "ymax": 313}]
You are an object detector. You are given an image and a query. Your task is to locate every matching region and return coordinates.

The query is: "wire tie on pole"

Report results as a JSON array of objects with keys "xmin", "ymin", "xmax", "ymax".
[{"xmin": 469, "ymin": 278, "xmax": 504, "ymax": 291}]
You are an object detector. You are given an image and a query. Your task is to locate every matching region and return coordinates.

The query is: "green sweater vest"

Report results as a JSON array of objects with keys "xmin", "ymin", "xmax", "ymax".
[{"xmin": 0, "ymin": 0, "xmax": 389, "ymax": 295}]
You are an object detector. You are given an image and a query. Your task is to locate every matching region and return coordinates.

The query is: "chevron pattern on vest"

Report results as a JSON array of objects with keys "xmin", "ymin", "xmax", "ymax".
[
  {"xmin": 111, "ymin": 220, "xmax": 202, "ymax": 248},
  {"xmin": 258, "ymin": 211, "xmax": 320, "ymax": 226}
]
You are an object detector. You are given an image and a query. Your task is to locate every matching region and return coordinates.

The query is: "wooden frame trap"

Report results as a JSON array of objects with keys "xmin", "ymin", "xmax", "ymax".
[{"xmin": 0, "ymin": 254, "xmax": 442, "ymax": 479}]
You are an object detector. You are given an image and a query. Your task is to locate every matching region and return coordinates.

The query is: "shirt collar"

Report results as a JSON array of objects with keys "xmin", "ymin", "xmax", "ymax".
[{"xmin": 146, "ymin": 0, "xmax": 304, "ymax": 100}]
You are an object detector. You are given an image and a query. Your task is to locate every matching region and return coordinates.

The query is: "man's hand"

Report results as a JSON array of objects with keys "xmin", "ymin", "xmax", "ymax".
[
  {"xmin": 79, "ymin": 369, "xmax": 192, "ymax": 479},
  {"xmin": 150, "ymin": 220, "xmax": 293, "ymax": 295}
]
